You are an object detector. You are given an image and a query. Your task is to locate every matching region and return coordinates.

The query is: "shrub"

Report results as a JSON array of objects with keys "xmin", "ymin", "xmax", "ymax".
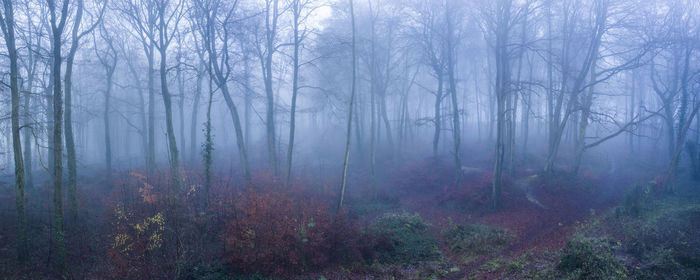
[
  {"xmin": 369, "ymin": 212, "xmax": 441, "ymax": 264},
  {"xmin": 620, "ymin": 183, "xmax": 654, "ymax": 217},
  {"xmin": 622, "ymin": 204, "xmax": 700, "ymax": 279},
  {"xmin": 221, "ymin": 188, "xmax": 366, "ymax": 276},
  {"xmin": 107, "ymin": 172, "xmax": 171, "ymax": 278},
  {"xmin": 441, "ymin": 222, "xmax": 512, "ymax": 256},
  {"xmin": 558, "ymin": 236, "xmax": 628, "ymax": 280}
]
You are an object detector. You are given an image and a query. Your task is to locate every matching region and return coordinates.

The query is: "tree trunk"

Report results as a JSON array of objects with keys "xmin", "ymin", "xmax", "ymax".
[
  {"xmin": 203, "ymin": 71, "xmax": 214, "ymax": 207},
  {"xmin": 0, "ymin": 0, "xmax": 28, "ymax": 262},
  {"xmin": 177, "ymin": 51, "xmax": 186, "ymax": 165},
  {"xmin": 159, "ymin": 46, "xmax": 181, "ymax": 192},
  {"xmin": 286, "ymin": 3, "xmax": 301, "ymax": 185},
  {"xmin": 433, "ymin": 74, "xmax": 443, "ymax": 157},
  {"xmin": 48, "ymin": 0, "xmax": 67, "ymax": 272},
  {"xmin": 147, "ymin": 44, "xmax": 155, "ymax": 175},
  {"xmin": 446, "ymin": 4, "xmax": 462, "ymax": 187},
  {"xmin": 337, "ymin": 0, "xmax": 356, "ymax": 211},
  {"xmin": 104, "ymin": 64, "xmax": 115, "ymax": 183},
  {"xmin": 190, "ymin": 68, "xmax": 202, "ymax": 164}
]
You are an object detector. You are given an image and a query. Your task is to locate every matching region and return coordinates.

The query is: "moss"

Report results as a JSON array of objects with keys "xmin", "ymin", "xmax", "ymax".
[
  {"xmin": 441, "ymin": 222, "xmax": 513, "ymax": 256},
  {"xmin": 558, "ymin": 235, "xmax": 628, "ymax": 280},
  {"xmin": 369, "ymin": 212, "xmax": 441, "ymax": 264}
]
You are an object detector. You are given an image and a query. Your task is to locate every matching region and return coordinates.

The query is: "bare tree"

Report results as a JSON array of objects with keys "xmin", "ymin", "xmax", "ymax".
[
  {"xmin": 337, "ymin": 0, "xmax": 357, "ymax": 211},
  {"xmin": 94, "ymin": 22, "xmax": 118, "ymax": 184},
  {"xmin": 0, "ymin": 0, "xmax": 28, "ymax": 263},
  {"xmin": 47, "ymin": 0, "xmax": 70, "ymax": 274},
  {"xmin": 286, "ymin": 0, "xmax": 318, "ymax": 185},
  {"xmin": 192, "ymin": 0, "xmax": 251, "ymax": 181},
  {"xmin": 256, "ymin": 0, "xmax": 281, "ymax": 174},
  {"xmin": 65, "ymin": 0, "xmax": 105, "ymax": 219}
]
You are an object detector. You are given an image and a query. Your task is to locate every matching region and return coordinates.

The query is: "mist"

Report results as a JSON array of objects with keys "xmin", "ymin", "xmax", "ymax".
[{"xmin": 0, "ymin": 0, "xmax": 699, "ymax": 278}]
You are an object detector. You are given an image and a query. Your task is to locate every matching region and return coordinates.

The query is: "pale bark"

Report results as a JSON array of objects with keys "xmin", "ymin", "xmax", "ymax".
[{"xmin": 337, "ymin": 0, "xmax": 356, "ymax": 211}]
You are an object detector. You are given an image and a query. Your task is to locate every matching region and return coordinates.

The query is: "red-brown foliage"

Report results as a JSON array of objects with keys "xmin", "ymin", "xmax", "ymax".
[{"xmin": 221, "ymin": 186, "xmax": 368, "ymax": 276}]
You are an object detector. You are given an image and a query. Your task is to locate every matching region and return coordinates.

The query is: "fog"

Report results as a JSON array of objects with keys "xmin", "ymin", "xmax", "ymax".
[{"xmin": 0, "ymin": 0, "xmax": 698, "ymax": 278}]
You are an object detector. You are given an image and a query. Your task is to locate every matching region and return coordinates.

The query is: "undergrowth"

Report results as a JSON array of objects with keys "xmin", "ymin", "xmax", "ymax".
[
  {"xmin": 442, "ymin": 221, "xmax": 513, "ymax": 258},
  {"xmin": 369, "ymin": 212, "xmax": 441, "ymax": 264}
]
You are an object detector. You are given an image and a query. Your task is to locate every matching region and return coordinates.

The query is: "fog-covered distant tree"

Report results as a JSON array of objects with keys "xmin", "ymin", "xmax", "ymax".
[
  {"xmin": 286, "ymin": 0, "xmax": 319, "ymax": 185},
  {"xmin": 411, "ymin": 0, "xmax": 447, "ymax": 158},
  {"xmin": 192, "ymin": 0, "xmax": 251, "ymax": 181},
  {"xmin": 118, "ymin": 0, "xmax": 158, "ymax": 175},
  {"xmin": 256, "ymin": 0, "xmax": 281, "ymax": 174},
  {"xmin": 94, "ymin": 22, "xmax": 118, "ymax": 184},
  {"xmin": 445, "ymin": 0, "xmax": 462, "ymax": 186}
]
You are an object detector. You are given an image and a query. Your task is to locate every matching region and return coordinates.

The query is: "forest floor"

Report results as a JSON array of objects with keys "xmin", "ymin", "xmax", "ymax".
[
  {"xmin": 3, "ymin": 153, "xmax": 697, "ymax": 279},
  {"xmin": 335, "ymin": 153, "xmax": 643, "ymax": 279}
]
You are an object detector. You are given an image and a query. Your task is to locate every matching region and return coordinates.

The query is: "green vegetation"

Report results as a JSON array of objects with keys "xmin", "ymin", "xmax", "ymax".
[
  {"xmin": 561, "ymin": 182, "xmax": 700, "ymax": 279},
  {"xmin": 369, "ymin": 212, "xmax": 441, "ymax": 264},
  {"xmin": 442, "ymin": 222, "xmax": 513, "ymax": 256},
  {"xmin": 557, "ymin": 235, "xmax": 628, "ymax": 279}
]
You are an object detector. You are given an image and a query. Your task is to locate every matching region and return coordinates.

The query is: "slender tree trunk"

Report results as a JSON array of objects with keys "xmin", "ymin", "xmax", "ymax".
[
  {"xmin": 104, "ymin": 65, "xmax": 115, "ymax": 183},
  {"xmin": 147, "ymin": 44, "xmax": 156, "ymax": 175},
  {"xmin": 263, "ymin": 0, "xmax": 280, "ymax": 175},
  {"xmin": 573, "ymin": 66, "xmax": 596, "ymax": 175},
  {"xmin": 22, "ymin": 13, "xmax": 35, "ymax": 191},
  {"xmin": 48, "ymin": 0, "xmax": 67, "ymax": 272},
  {"xmin": 159, "ymin": 46, "xmax": 181, "ymax": 191},
  {"xmin": 286, "ymin": 4, "xmax": 301, "ymax": 185},
  {"xmin": 433, "ymin": 75, "xmax": 443, "ymax": 157},
  {"xmin": 492, "ymin": 0, "xmax": 511, "ymax": 210},
  {"xmin": 446, "ymin": 4, "xmax": 462, "ymax": 186},
  {"xmin": 0, "ymin": 0, "xmax": 28, "ymax": 262},
  {"xmin": 203, "ymin": 71, "xmax": 214, "ymax": 207},
  {"xmin": 337, "ymin": 0, "xmax": 356, "ymax": 211},
  {"xmin": 126, "ymin": 60, "xmax": 148, "ymax": 165},
  {"xmin": 190, "ymin": 69, "xmax": 202, "ymax": 164},
  {"xmin": 177, "ymin": 51, "xmax": 186, "ymax": 165}
]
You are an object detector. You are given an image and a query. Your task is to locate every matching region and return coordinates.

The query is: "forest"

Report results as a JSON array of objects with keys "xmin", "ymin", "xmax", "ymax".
[{"xmin": 0, "ymin": 0, "xmax": 699, "ymax": 279}]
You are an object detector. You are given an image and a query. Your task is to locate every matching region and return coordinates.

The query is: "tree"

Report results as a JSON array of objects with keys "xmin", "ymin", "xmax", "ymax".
[
  {"xmin": 154, "ymin": 0, "xmax": 185, "ymax": 190},
  {"xmin": 47, "ymin": 0, "xmax": 70, "ymax": 274},
  {"xmin": 489, "ymin": 0, "xmax": 513, "ymax": 210},
  {"xmin": 94, "ymin": 22, "xmax": 118, "ymax": 184},
  {"xmin": 119, "ymin": 0, "xmax": 158, "ymax": 175},
  {"xmin": 256, "ymin": 0, "xmax": 281, "ymax": 174},
  {"xmin": 192, "ymin": 0, "xmax": 251, "ymax": 181},
  {"xmin": 0, "ymin": 0, "xmax": 28, "ymax": 263},
  {"xmin": 65, "ymin": 0, "xmax": 105, "ymax": 219},
  {"xmin": 445, "ymin": 0, "xmax": 462, "ymax": 186},
  {"xmin": 413, "ymin": 0, "xmax": 447, "ymax": 158},
  {"xmin": 286, "ymin": 0, "xmax": 318, "ymax": 185},
  {"xmin": 337, "ymin": 0, "xmax": 357, "ymax": 211}
]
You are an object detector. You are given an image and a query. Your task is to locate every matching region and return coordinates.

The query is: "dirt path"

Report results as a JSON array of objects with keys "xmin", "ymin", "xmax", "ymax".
[{"xmin": 391, "ymin": 156, "xmax": 629, "ymax": 279}]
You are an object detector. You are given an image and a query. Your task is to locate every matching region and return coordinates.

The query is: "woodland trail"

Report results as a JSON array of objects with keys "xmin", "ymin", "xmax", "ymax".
[{"xmin": 395, "ymin": 157, "xmax": 628, "ymax": 279}]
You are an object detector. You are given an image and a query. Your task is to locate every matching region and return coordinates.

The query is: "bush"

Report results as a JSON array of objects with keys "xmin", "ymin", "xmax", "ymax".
[
  {"xmin": 558, "ymin": 236, "xmax": 628, "ymax": 280},
  {"xmin": 620, "ymin": 183, "xmax": 654, "ymax": 217},
  {"xmin": 369, "ymin": 212, "xmax": 441, "ymax": 264},
  {"xmin": 221, "ymin": 188, "xmax": 367, "ymax": 276},
  {"xmin": 441, "ymin": 222, "xmax": 512, "ymax": 256},
  {"xmin": 622, "ymin": 204, "xmax": 700, "ymax": 279},
  {"xmin": 107, "ymin": 172, "xmax": 171, "ymax": 279}
]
